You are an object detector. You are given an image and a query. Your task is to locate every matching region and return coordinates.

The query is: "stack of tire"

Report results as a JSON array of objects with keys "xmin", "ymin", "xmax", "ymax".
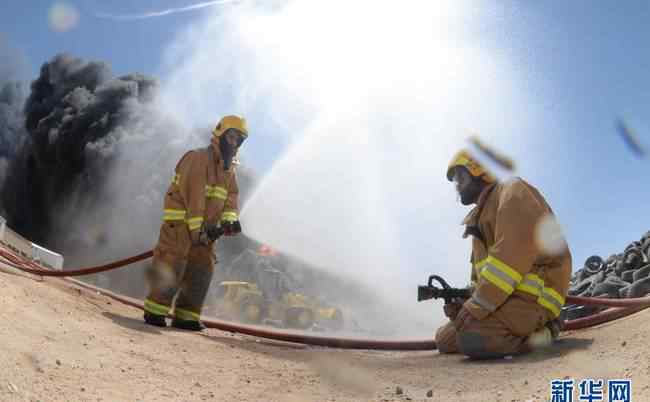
[{"xmin": 562, "ymin": 230, "xmax": 650, "ymax": 320}]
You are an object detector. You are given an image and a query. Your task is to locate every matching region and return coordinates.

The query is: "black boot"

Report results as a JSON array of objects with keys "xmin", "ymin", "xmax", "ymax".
[
  {"xmin": 144, "ymin": 312, "xmax": 167, "ymax": 327},
  {"xmin": 171, "ymin": 318, "xmax": 206, "ymax": 331}
]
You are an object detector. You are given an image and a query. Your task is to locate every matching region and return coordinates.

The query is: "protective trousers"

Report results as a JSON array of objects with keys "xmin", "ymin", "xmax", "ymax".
[
  {"xmin": 435, "ymin": 296, "xmax": 546, "ymax": 359},
  {"xmin": 144, "ymin": 221, "xmax": 215, "ymax": 323}
]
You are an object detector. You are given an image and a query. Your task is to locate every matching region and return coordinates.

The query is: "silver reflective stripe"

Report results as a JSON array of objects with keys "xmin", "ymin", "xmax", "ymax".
[
  {"xmin": 517, "ymin": 276, "xmax": 544, "ymax": 296},
  {"xmin": 482, "ymin": 263, "xmax": 517, "ymax": 289},
  {"xmin": 472, "ymin": 293, "xmax": 497, "ymax": 312},
  {"xmin": 540, "ymin": 290, "xmax": 563, "ymax": 312}
]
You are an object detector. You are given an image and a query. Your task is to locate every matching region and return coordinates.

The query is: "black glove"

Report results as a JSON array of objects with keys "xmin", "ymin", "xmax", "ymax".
[
  {"xmin": 222, "ymin": 220, "xmax": 242, "ymax": 236},
  {"xmin": 196, "ymin": 223, "xmax": 224, "ymax": 245},
  {"xmin": 205, "ymin": 223, "xmax": 224, "ymax": 241}
]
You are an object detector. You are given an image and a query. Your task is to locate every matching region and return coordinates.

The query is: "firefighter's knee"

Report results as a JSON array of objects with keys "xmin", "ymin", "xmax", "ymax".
[
  {"xmin": 456, "ymin": 331, "xmax": 507, "ymax": 360},
  {"xmin": 147, "ymin": 258, "xmax": 186, "ymax": 294},
  {"xmin": 435, "ymin": 322, "xmax": 458, "ymax": 354}
]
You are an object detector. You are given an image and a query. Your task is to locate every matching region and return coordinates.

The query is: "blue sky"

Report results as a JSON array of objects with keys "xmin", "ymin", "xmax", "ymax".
[
  {"xmin": 489, "ymin": 1, "xmax": 650, "ymax": 267},
  {"xmin": 1, "ymin": 0, "xmax": 199, "ymax": 77},
  {"xmin": 1, "ymin": 0, "xmax": 649, "ymax": 274}
]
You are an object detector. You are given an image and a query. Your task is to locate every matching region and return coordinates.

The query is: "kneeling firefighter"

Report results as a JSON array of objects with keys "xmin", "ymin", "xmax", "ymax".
[
  {"xmin": 435, "ymin": 149, "xmax": 572, "ymax": 358},
  {"xmin": 143, "ymin": 115, "xmax": 248, "ymax": 331}
]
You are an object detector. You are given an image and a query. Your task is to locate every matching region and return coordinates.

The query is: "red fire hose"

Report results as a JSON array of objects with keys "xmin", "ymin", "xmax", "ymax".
[
  {"xmin": 66, "ymin": 278, "xmax": 436, "ymax": 350},
  {"xmin": 0, "ymin": 247, "xmax": 152, "ymax": 276},
  {"xmin": 562, "ymin": 294, "xmax": 650, "ymax": 331},
  {"xmin": 1, "ymin": 244, "xmax": 649, "ymax": 350}
]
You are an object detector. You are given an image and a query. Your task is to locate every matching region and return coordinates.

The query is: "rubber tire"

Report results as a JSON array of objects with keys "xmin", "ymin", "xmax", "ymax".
[
  {"xmin": 621, "ymin": 270, "xmax": 636, "ymax": 283},
  {"xmin": 641, "ymin": 238, "xmax": 650, "ymax": 260},
  {"xmin": 632, "ymin": 264, "xmax": 650, "ymax": 282},
  {"xmin": 591, "ymin": 279, "xmax": 626, "ymax": 298},
  {"xmin": 584, "ymin": 255, "xmax": 604, "ymax": 272},
  {"xmin": 618, "ymin": 285, "xmax": 631, "ymax": 298},
  {"xmin": 571, "ymin": 277, "xmax": 596, "ymax": 295},
  {"xmin": 626, "ymin": 276, "xmax": 650, "ymax": 298}
]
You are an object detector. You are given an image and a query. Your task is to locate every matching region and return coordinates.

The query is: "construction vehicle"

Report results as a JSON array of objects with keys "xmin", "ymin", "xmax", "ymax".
[{"xmin": 215, "ymin": 268, "xmax": 344, "ymax": 331}]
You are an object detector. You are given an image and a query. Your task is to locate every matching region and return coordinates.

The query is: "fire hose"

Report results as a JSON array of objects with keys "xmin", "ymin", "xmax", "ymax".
[{"xmin": 1, "ymin": 245, "xmax": 649, "ymax": 351}]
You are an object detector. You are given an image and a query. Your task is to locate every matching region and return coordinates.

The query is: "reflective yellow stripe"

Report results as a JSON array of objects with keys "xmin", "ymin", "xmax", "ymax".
[
  {"xmin": 175, "ymin": 307, "xmax": 200, "ymax": 321},
  {"xmin": 486, "ymin": 256, "xmax": 522, "ymax": 283},
  {"xmin": 517, "ymin": 283, "xmax": 541, "ymax": 297},
  {"xmin": 544, "ymin": 287, "xmax": 565, "ymax": 305},
  {"xmin": 479, "ymin": 255, "xmax": 522, "ymax": 295},
  {"xmin": 515, "ymin": 272, "xmax": 566, "ymax": 317},
  {"xmin": 510, "ymin": 271, "xmax": 565, "ymax": 317},
  {"xmin": 539, "ymin": 296, "xmax": 560, "ymax": 317},
  {"xmin": 538, "ymin": 287, "xmax": 565, "ymax": 317},
  {"xmin": 144, "ymin": 299, "xmax": 170, "ymax": 316},
  {"xmin": 516, "ymin": 273, "xmax": 544, "ymax": 297},
  {"xmin": 186, "ymin": 216, "xmax": 204, "ymax": 231},
  {"xmin": 221, "ymin": 211, "xmax": 238, "ymax": 222},
  {"xmin": 163, "ymin": 209, "xmax": 186, "ymax": 221},
  {"xmin": 475, "ymin": 255, "xmax": 566, "ymax": 318},
  {"xmin": 205, "ymin": 185, "xmax": 228, "ymax": 200},
  {"xmin": 480, "ymin": 268, "xmax": 515, "ymax": 295}
]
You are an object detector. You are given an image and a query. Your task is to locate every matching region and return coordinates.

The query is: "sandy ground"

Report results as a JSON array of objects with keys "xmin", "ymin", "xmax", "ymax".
[{"xmin": 0, "ymin": 265, "xmax": 649, "ymax": 402}]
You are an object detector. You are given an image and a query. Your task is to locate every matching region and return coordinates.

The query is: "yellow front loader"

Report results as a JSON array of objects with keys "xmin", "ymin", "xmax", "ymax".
[{"xmin": 215, "ymin": 271, "xmax": 344, "ymax": 331}]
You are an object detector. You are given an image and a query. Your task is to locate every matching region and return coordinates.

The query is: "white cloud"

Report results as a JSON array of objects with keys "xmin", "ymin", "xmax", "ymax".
[{"xmin": 95, "ymin": 0, "xmax": 239, "ymax": 21}]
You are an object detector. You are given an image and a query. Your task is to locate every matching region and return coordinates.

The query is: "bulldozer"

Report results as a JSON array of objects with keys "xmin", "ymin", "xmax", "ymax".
[{"xmin": 215, "ymin": 268, "xmax": 344, "ymax": 331}]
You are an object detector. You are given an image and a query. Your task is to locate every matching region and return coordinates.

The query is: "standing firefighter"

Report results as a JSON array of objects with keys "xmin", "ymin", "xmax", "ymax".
[
  {"xmin": 435, "ymin": 149, "xmax": 572, "ymax": 358},
  {"xmin": 144, "ymin": 115, "xmax": 248, "ymax": 331}
]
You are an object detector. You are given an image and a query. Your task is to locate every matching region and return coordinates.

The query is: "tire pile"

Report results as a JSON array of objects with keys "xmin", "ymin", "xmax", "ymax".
[{"xmin": 562, "ymin": 230, "xmax": 650, "ymax": 320}]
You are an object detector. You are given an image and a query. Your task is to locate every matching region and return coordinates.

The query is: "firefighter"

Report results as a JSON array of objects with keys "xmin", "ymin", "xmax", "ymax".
[
  {"xmin": 435, "ymin": 149, "xmax": 572, "ymax": 358},
  {"xmin": 143, "ymin": 115, "xmax": 248, "ymax": 331}
]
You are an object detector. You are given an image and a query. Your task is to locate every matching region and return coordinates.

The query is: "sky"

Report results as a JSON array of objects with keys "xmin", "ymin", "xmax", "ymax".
[{"xmin": 1, "ymin": 0, "xmax": 649, "ymax": 292}]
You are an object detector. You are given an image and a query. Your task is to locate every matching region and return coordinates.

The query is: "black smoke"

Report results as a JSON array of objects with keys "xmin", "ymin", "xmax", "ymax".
[
  {"xmin": 0, "ymin": 52, "xmax": 264, "ymax": 298},
  {"xmin": 0, "ymin": 38, "xmax": 29, "ymax": 212},
  {"xmin": 0, "ymin": 52, "xmax": 382, "ymax": 333},
  {"xmin": 2, "ymin": 54, "xmax": 158, "ymax": 245},
  {"xmin": 0, "ymin": 53, "xmax": 167, "ymax": 295},
  {"xmin": 0, "ymin": 81, "xmax": 26, "ymax": 203}
]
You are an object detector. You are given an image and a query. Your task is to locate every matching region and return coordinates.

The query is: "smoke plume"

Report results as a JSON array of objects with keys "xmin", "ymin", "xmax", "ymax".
[
  {"xmin": 0, "ymin": 52, "xmax": 296, "ymax": 306},
  {"xmin": 3, "ymin": 54, "xmax": 155, "ymax": 245},
  {"xmin": 0, "ymin": 38, "xmax": 29, "ymax": 211}
]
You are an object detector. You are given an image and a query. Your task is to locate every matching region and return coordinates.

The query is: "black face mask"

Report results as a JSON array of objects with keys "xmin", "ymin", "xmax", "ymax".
[
  {"xmin": 219, "ymin": 130, "xmax": 244, "ymax": 170},
  {"xmin": 459, "ymin": 177, "xmax": 484, "ymax": 206},
  {"xmin": 219, "ymin": 136, "xmax": 235, "ymax": 170}
]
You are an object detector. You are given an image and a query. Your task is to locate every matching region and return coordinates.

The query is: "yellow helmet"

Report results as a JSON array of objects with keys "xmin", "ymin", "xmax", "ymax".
[
  {"xmin": 212, "ymin": 115, "xmax": 249, "ymax": 139},
  {"xmin": 446, "ymin": 149, "xmax": 496, "ymax": 183}
]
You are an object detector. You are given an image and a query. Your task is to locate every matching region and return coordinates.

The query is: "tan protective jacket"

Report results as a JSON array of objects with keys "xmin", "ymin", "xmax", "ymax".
[
  {"xmin": 462, "ymin": 178, "xmax": 572, "ymax": 323},
  {"xmin": 162, "ymin": 142, "xmax": 239, "ymax": 236}
]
